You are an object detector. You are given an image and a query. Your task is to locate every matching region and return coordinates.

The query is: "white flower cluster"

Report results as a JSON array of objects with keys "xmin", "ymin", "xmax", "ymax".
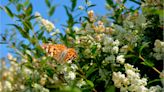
[
  {"xmin": 153, "ymin": 39, "xmax": 164, "ymax": 60},
  {"xmin": 35, "ymin": 12, "xmax": 55, "ymax": 32},
  {"xmin": 0, "ymin": 53, "xmax": 33, "ymax": 92},
  {"xmin": 33, "ymin": 83, "xmax": 49, "ymax": 92},
  {"xmin": 59, "ymin": 64, "xmax": 78, "ymax": 80},
  {"xmin": 112, "ymin": 63, "xmax": 162, "ymax": 92},
  {"xmin": 76, "ymin": 79, "xmax": 86, "ymax": 88},
  {"xmin": 102, "ymin": 36, "xmax": 120, "ymax": 54}
]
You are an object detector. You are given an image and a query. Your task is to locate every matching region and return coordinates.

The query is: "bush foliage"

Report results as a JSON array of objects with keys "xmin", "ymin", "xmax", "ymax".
[{"xmin": 0, "ymin": 0, "xmax": 163, "ymax": 92}]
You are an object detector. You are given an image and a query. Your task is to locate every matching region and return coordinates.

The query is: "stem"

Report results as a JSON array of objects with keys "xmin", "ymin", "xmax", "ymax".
[{"xmin": 139, "ymin": 55, "xmax": 161, "ymax": 74}]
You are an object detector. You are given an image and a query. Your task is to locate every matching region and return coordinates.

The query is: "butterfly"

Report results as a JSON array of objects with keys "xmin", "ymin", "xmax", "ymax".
[{"xmin": 41, "ymin": 43, "xmax": 77, "ymax": 63}]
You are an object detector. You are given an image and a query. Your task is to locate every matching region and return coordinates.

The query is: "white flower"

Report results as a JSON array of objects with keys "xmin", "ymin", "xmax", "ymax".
[
  {"xmin": 149, "ymin": 85, "xmax": 162, "ymax": 92},
  {"xmin": 20, "ymin": 85, "xmax": 25, "ymax": 90},
  {"xmin": 35, "ymin": 12, "xmax": 41, "ymax": 17},
  {"xmin": 73, "ymin": 26, "xmax": 80, "ymax": 32},
  {"xmin": 112, "ymin": 72, "xmax": 125, "ymax": 88},
  {"xmin": 116, "ymin": 55, "xmax": 125, "ymax": 64},
  {"xmin": 154, "ymin": 39, "xmax": 162, "ymax": 48},
  {"xmin": 112, "ymin": 46, "xmax": 119, "ymax": 54},
  {"xmin": 113, "ymin": 63, "xmax": 162, "ymax": 92},
  {"xmin": 4, "ymin": 81, "xmax": 12, "ymax": 91},
  {"xmin": 23, "ymin": 67, "xmax": 32, "ymax": 75},
  {"xmin": 103, "ymin": 36, "xmax": 113, "ymax": 45},
  {"xmin": 53, "ymin": 74, "xmax": 59, "ymax": 81},
  {"xmin": 50, "ymin": 29, "xmax": 60, "ymax": 36},
  {"xmin": 113, "ymin": 40, "xmax": 120, "ymax": 46},
  {"xmin": 120, "ymin": 45, "xmax": 129, "ymax": 53},
  {"xmin": 76, "ymin": 79, "xmax": 86, "ymax": 88},
  {"xmin": 71, "ymin": 64, "xmax": 78, "ymax": 70},
  {"xmin": 136, "ymin": 86, "xmax": 148, "ymax": 92},
  {"xmin": 66, "ymin": 71, "xmax": 76, "ymax": 80},
  {"xmin": 7, "ymin": 53, "xmax": 13, "ymax": 60},
  {"xmin": 41, "ymin": 19, "xmax": 55, "ymax": 32}
]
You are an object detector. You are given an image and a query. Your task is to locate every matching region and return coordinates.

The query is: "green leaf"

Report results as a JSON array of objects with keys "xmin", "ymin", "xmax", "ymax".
[
  {"xmin": 88, "ymin": 4, "xmax": 96, "ymax": 8},
  {"xmin": 23, "ymin": 21, "xmax": 33, "ymax": 30},
  {"xmin": 148, "ymin": 79, "xmax": 162, "ymax": 85},
  {"xmin": 64, "ymin": 5, "xmax": 74, "ymax": 28},
  {"xmin": 71, "ymin": 0, "xmax": 77, "ymax": 11},
  {"xmin": 86, "ymin": 64, "xmax": 98, "ymax": 77},
  {"xmin": 3, "ymin": 6, "xmax": 14, "ymax": 18},
  {"xmin": 28, "ymin": 15, "xmax": 39, "ymax": 20},
  {"xmin": 38, "ymin": 31, "xmax": 44, "ymax": 39},
  {"xmin": 139, "ymin": 42, "xmax": 150, "ymax": 54},
  {"xmin": 105, "ymin": 85, "xmax": 115, "ymax": 92},
  {"xmin": 45, "ymin": 0, "xmax": 51, "ymax": 7},
  {"xmin": 16, "ymin": 4, "xmax": 23, "ymax": 12},
  {"xmin": 26, "ymin": 3, "xmax": 33, "ymax": 15},
  {"xmin": 9, "ymin": 24, "xmax": 29, "ymax": 38},
  {"xmin": 106, "ymin": 0, "xmax": 114, "ymax": 7},
  {"xmin": 141, "ymin": 60, "xmax": 154, "ymax": 67},
  {"xmin": 86, "ymin": 80, "xmax": 94, "ymax": 87},
  {"xmin": 49, "ymin": 6, "xmax": 56, "ymax": 16}
]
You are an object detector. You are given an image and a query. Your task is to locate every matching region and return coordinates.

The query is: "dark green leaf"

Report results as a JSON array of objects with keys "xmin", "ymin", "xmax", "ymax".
[
  {"xmin": 139, "ymin": 42, "xmax": 150, "ymax": 54},
  {"xmin": 106, "ymin": 0, "xmax": 114, "ymax": 7},
  {"xmin": 86, "ymin": 64, "xmax": 98, "ymax": 77},
  {"xmin": 16, "ymin": 13, "xmax": 26, "ymax": 19},
  {"xmin": 8, "ymin": 24, "xmax": 29, "ymax": 38},
  {"xmin": 71, "ymin": 0, "xmax": 77, "ymax": 11},
  {"xmin": 129, "ymin": 0, "xmax": 141, "ymax": 5},
  {"xmin": 88, "ymin": 4, "xmax": 96, "ymax": 8},
  {"xmin": 49, "ymin": 6, "xmax": 56, "ymax": 16},
  {"xmin": 16, "ymin": 4, "xmax": 23, "ymax": 12},
  {"xmin": 45, "ymin": 0, "xmax": 51, "ymax": 7},
  {"xmin": 26, "ymin": 3, "xmax": 33, "ymax": 15},
  {"xmin": 105, "ymin": 85, "xmax": 115, "ymax": 92},
  {"xmin": 3, "ymin": 6, "xmax": 14, "ymax": 18},
  {"xmin": 23, "ymin": 21, "xmax": 33, "ymax": 30},
  {"xmin": 28, "ymin": 15, "xmax": 39, "ymax": 20},
  {"xmin": 38, "ymin": 31, "xmax": 44, "ymax": 39}
]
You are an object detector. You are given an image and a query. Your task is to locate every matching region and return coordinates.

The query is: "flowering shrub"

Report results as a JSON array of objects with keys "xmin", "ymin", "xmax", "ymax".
[{"xmin": 0, "ymin": 0, "xmax": 163, "ymax": 92}]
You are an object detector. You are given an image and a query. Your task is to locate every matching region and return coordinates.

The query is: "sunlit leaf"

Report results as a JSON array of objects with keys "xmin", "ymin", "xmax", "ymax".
[
  {"xmin": 3, "ymin": 6, "xmax": 14, "ymax": 18},
  {"xmin": 49, "ymin": 6, "xmax": 56, "ymax": 16},
  {"xmin": 16, "ymin": 4, "xmax": 23, "ymax": 12},
  {"xmin": 86, "ymin": 80, "xmax": 94, "ymax": 87},
  {"xmin": 26, "ymin": 3, "xmax": 33, "ymax": 15},
  {"xmin": 45, "ymin": 0, "xmax": 51, "ymax": 7},
  {"xmin": 141, "ymin": 60, "xmax": 154, "ymax": 67}
]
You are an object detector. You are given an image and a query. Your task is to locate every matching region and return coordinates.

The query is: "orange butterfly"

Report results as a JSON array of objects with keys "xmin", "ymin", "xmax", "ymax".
[{"xmin": 41, "ymin": 43, "xmax": 77, "ymax": 63}]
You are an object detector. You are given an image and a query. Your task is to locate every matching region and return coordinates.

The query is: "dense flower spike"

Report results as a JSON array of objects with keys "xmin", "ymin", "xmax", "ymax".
[
  {"xmin": 1, "ymin": 0, "xmax": 163, "ymax": 91},
  {"xmin": 112, "ymin": 63, "xmax": 162, "ymax": 92},
  {"xmin": 35, "ymin": 12, "xmax": 55, "ymax": 32}
]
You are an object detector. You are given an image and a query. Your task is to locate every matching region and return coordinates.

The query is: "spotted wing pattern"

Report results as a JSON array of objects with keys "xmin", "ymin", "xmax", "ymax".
[{"xmin": 41, "ymin": 43, "xmax": 77, "ymax": 63}]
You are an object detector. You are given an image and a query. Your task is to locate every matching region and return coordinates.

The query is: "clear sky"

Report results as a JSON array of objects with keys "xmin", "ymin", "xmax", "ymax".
[{"xmin": 0, "ymin": 0, "xmax": 138, "ymax": 58}]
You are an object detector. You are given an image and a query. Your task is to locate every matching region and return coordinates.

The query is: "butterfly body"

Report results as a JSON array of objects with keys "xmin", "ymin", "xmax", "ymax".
[{"xmin": 42, "ymin": 44, "xmax": 77, "ymax": 63}]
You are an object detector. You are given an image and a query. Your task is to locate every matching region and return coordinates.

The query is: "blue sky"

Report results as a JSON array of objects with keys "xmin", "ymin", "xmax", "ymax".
[{"xmin": 0, "ymin": 0, "xmax": 138, "ymax": 58}]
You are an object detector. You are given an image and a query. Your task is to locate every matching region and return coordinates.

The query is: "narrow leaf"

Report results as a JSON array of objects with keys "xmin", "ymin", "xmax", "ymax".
[
  {"xmin": 4, "ymin": 6, "xmax": 14, "ymax": 18},
  {"xmin": 49, "ymin": 6, "xmax": 56, "ymax": 16},
  {"xmin": 45, "ymin": 0, "xmax": 51, "ymax": 7},
  {"xmin": 71, "ymin": 0, "xmax": 77, "ymax": 11},
  {"xmin": 26, "ymin": 3, "xmax": 33, "ymax": 15}
]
